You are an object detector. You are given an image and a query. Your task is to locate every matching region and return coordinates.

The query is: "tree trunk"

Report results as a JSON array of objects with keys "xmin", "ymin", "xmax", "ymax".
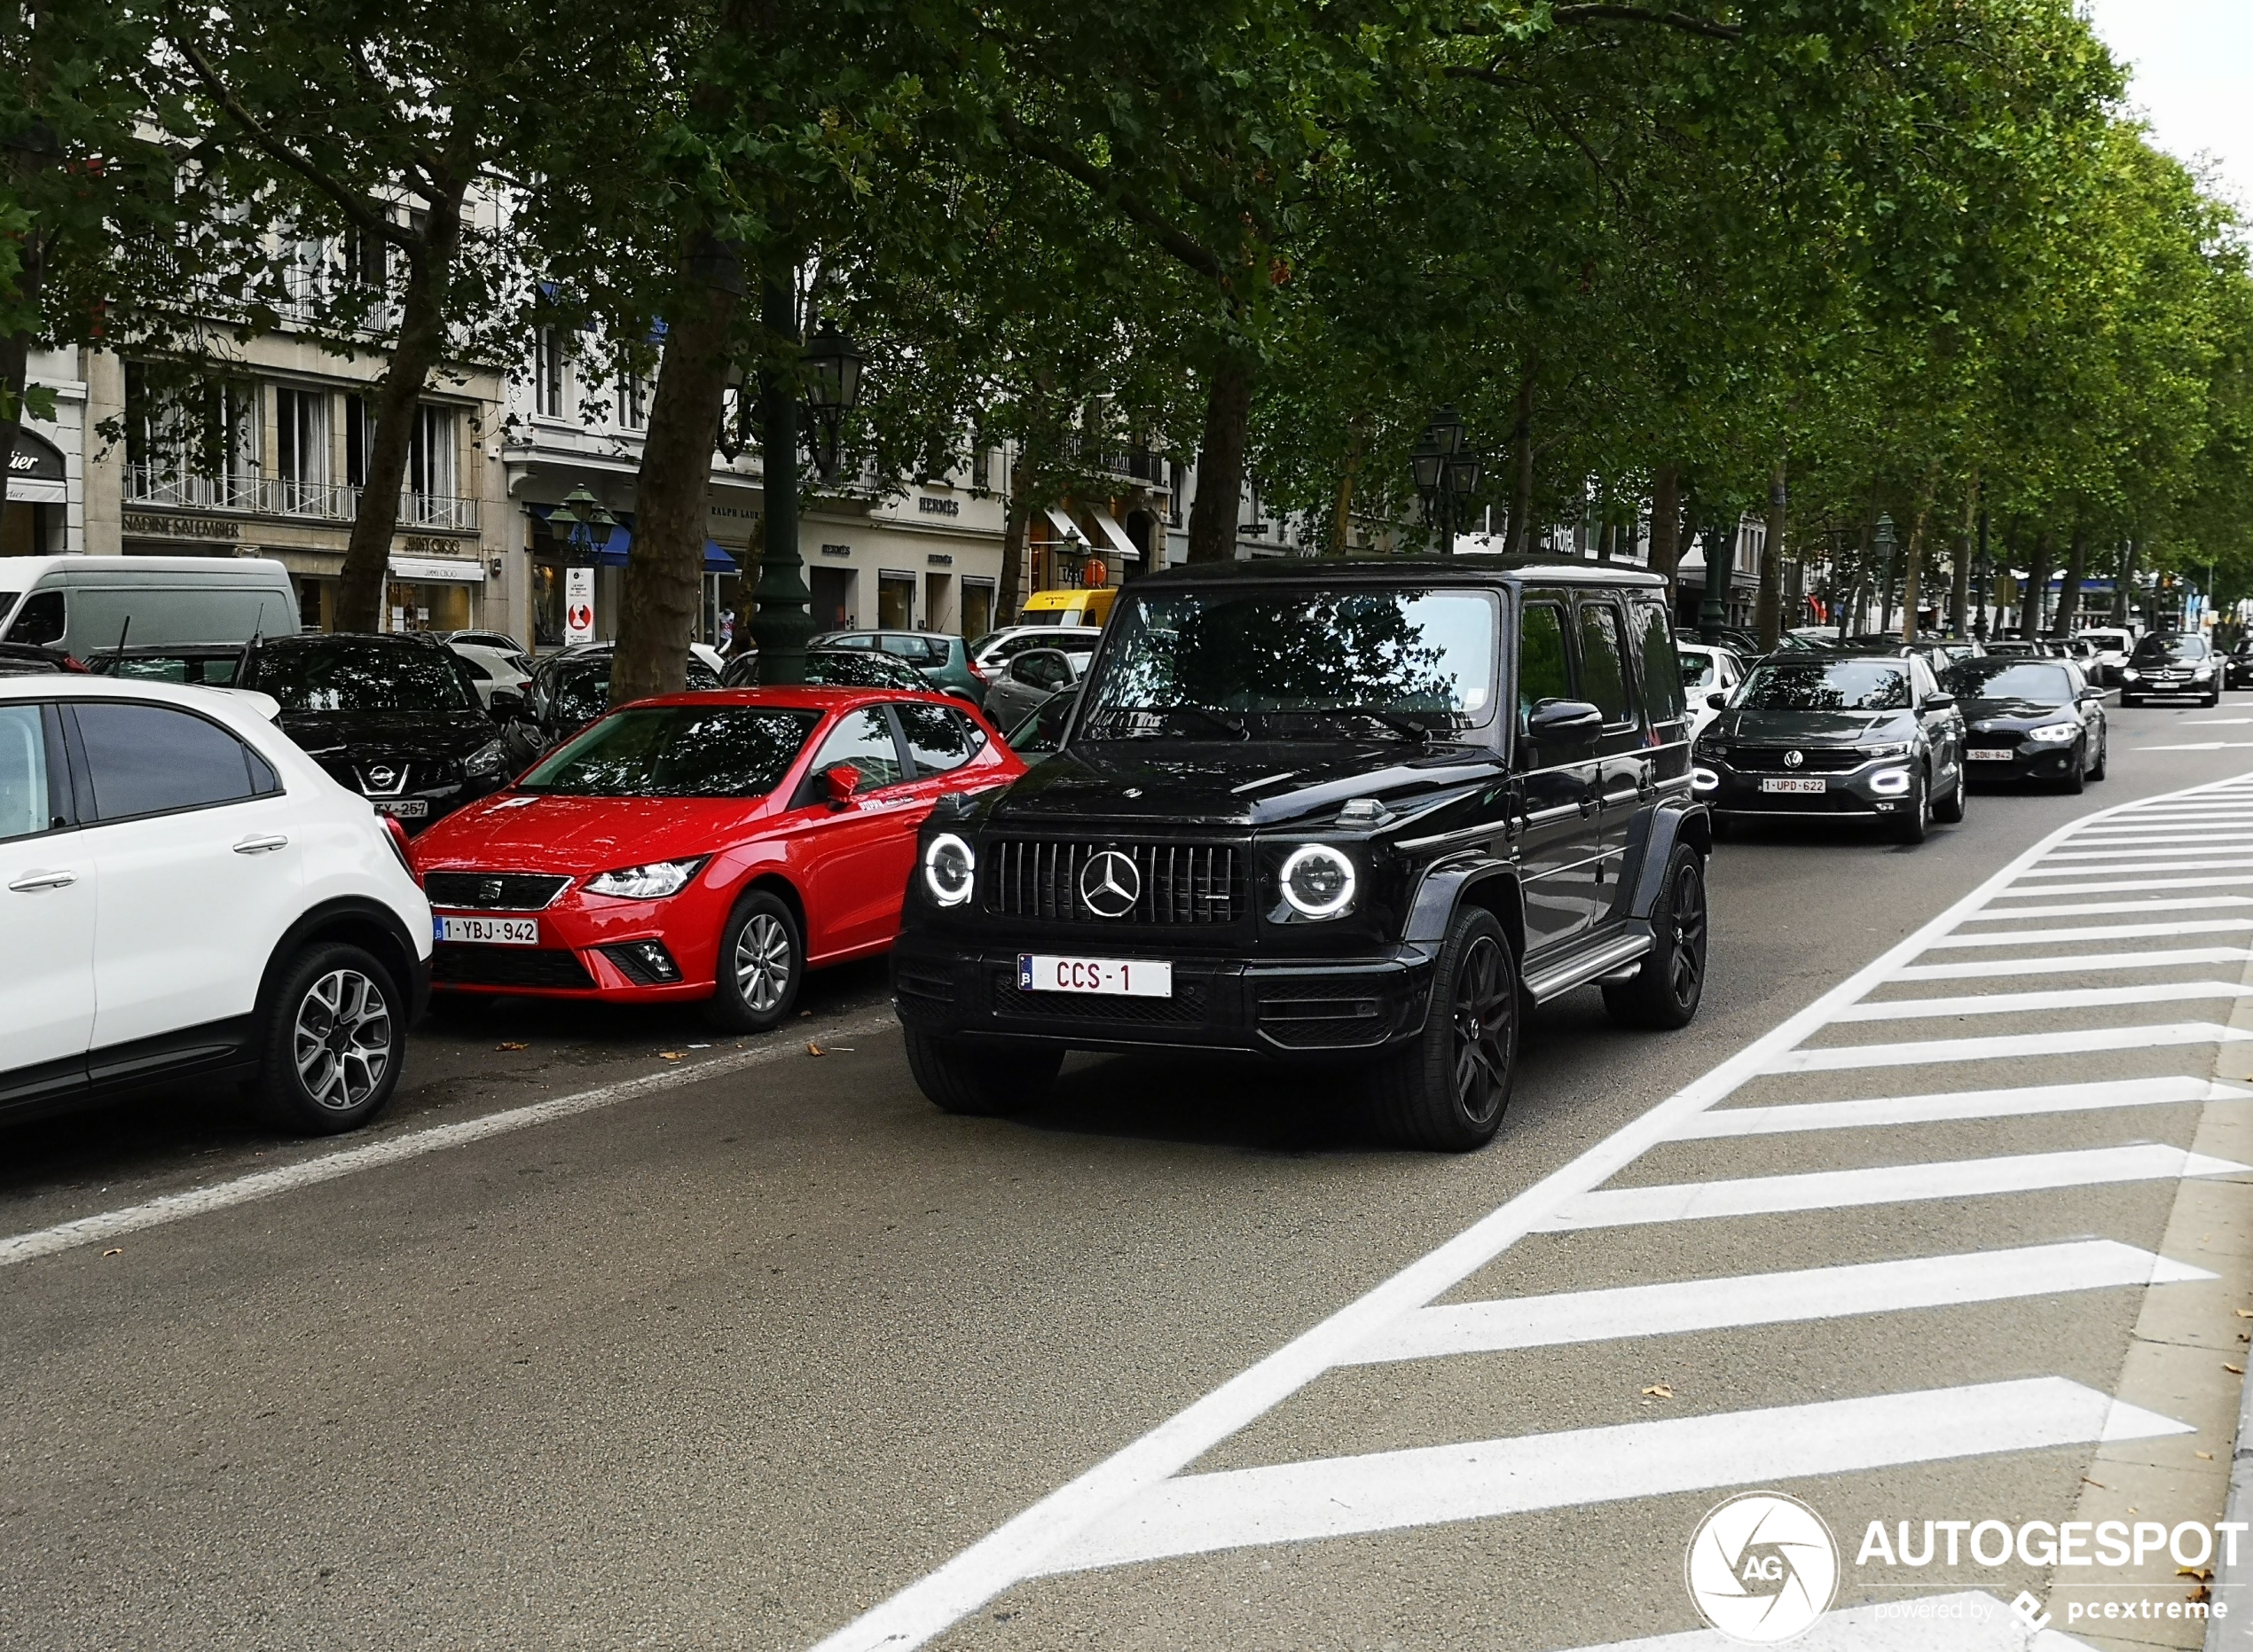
[
  {"xmin": 2053, "ymin": 519, "xmax": 2089, "ymax": 638},
  {"xmin": 1897, "ymin": 470, "xmax": 1938, "ymax": 645},
  {"xmin": 1331, "ymin": 441, "xmax": 1357, "ymax": 555},
  {"xmin": 2116, "ymin": 538, "xmax": 2137, "ymax": 626},
  {"xmin": 1756, "ymin": 457, "xmax": 1786, "ymax": 650},
  {"xmin": 612, "ymin": 265, "xmax": 740, "ymax": 706},
  {"xmin": 334, "ymin": 184, "xmax": 464, "ymax": 633},
  {"xmin": 1648, "ymin": 464, "xmax": 1681, "ymax": 589},
  {"xmin": 1184, "ymin": 351, "xmax": 1252, "ymax": 563},
  {"xmin": 1949, "ymin": 478, "xmax": 1975, "ymax": 639},
  {"xmin": 1505, "ymin": 364, "xmax": 1535, "ymax": 555},
  {"xmin": 2023, "ymin": 530, "xmax": 2053, "ymax": 640}
]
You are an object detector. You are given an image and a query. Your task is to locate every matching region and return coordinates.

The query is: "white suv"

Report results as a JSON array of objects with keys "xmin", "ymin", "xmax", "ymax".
[{"xmin": 0, "ymin": 676, "xmax": 432, "ymax": 1133}]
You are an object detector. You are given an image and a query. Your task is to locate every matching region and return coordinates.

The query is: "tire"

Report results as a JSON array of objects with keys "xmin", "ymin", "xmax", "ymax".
[
  {"xmin": 905, "ymin": 1030, "xmax": 1062, "ymax": 1116},
  {"xmin": 1933, "ymin": 760, "xmax": 1967, "ymax": 824},
  {"xmin": 703, "ymin": 890, "xmax": 803, "ymax": 1033},
  {"xmin": 1602, "ymin": 845, "xmax": 1708, "ymax": 1030},
  {"xmin": 1364, "ymin": 905, "xmax": 1518, "ymax": 1152},
  {"xmin": 2058, "ymin": 740, "xmax": 2086, "ymax": 794},
  {"xmin": 255, "ymin": 942, "xmax": 404, "ymax": 1134},
  {"xmin": 2088, "ymin": 729, "xmax": 2108, "ymax": 781},
  {"xmin": 1889, "ymin": 769, "xmax": 1929, "ymax": 845}
]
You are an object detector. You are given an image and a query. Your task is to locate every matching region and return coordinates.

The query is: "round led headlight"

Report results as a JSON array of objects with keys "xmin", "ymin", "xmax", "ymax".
[
  {"xmin": 922, "ymin": 833, "xmax": 976, "ymax": 906},
  {"xmin": 1280, "ymin": 843, "xmax": 1356, "ymax": 920}
]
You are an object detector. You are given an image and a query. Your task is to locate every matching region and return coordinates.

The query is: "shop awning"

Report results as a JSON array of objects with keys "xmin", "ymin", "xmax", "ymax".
[
  {"xmin": 5, "ymin": 429, "xmax": 67, "ymax": 505},
  {"xmin": 1042, "ymin": 506, "xmax": 1090, "ymax": 546},
  {"xmin": 588, "ymin": 533, "xmax": 738, "ymax": 574},
  {"xmin": 1090, "ymin": 511, "xmax": 1140, "ymax": 561}
]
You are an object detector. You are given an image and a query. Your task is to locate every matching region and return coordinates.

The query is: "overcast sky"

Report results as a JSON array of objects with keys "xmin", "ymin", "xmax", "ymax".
[{"xmin": 2083, "ymin": 0, "xmax": 2253, "ymax": 213}]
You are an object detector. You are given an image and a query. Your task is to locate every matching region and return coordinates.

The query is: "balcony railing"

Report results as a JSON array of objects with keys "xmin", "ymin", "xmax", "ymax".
[{"xmin": 126, "ymin": 466, "xmax": 478, "ymax": 533}]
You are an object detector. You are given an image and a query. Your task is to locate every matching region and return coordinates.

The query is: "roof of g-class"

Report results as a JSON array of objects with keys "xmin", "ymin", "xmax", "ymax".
[{"xmin": 1129, "ymin": 556, "xmax": 1668, "ymax": 591}]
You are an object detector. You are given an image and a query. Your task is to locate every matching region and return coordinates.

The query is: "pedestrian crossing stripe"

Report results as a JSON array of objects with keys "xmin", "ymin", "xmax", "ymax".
[
  {"xmin": 1960, "ymin": 895, "xmax": 2253, "ymax": 920},
  {"xmin": 1924, "ymin": 916, "xmax": 2253, "ymax": 947},
  {"xmin": 2001, "ymin": 873, "xmax": 2253, "ymax": 896},
  {"xmin": 1762, "ymin": 1021, "xmax": 2253, "ymax": 1072},
  {"xmin": 1670, "ymin": 1077, "xmax": 2252, "ymax": 1138},
  {"xmin": 1834, "ymin": 979, "xmax": 2253, "ymax": 1021},
  {"xmin": 1890, "ymin": 945, "xmax": 2253, "ymax": 979}
]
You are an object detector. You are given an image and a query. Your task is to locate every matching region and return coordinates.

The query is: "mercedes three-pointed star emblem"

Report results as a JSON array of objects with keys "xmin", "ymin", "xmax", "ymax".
[{"xmin": 1078, "ymin": 849, "xmax": 1142, "ymax": 919}]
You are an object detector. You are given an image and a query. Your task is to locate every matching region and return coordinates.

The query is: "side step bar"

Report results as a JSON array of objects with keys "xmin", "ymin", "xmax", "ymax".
[{"xmin": 1524, "ymin": 928, "xmax": 1653, "ymax": 1004}]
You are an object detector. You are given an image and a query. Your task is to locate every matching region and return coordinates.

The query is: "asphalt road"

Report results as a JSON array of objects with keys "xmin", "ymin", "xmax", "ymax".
[{"xmin": 6, "ymin": 693, "xmax": 2253, "ymax": 1652}]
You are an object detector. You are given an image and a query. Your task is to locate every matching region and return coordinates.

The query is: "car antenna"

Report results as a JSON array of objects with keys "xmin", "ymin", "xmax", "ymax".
[{"xmin": 114, "ymin": 614, "xmax": 131, "ymax": 654}]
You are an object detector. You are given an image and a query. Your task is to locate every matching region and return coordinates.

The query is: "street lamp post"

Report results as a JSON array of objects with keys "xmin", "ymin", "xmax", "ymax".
[
  {"xmin": 1974, "ymin": 509, "xmax": 1990, "ymax": 641},
  {"xmin": 547, "ymin": 483, "xmax": 618, "ymax": 563},
  {"xmin": 1873, "ymin": 513, "xmax": 1897, "ymax": 633},
  {"xmin": 750, "ymin": 294, "xmax": 866, "ymax": 685},
  {"xmin": 1696, "ymin": 513, "xmax": 1730, "ymax": 645},
  {"xmin": 1410, "ymin": 406, "xmax": 1482, "ymax": 555}
]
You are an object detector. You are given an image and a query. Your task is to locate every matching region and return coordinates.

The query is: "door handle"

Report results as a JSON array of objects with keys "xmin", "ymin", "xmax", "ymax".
[
  {"xmin": 8, "ymin": 869, "xmax": 77, "ymax": 891},
  {"xmin": 232, "ymin": 834, "xmax": 290, "ymax": 855}
]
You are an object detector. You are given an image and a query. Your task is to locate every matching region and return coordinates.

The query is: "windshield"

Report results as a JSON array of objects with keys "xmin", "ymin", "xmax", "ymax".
[
  {"xmin": 520, "ymin": 706, "xmax": 820, "ymax": 797},
  {"xmin": 1946, "ymin": 661, "xmax": 2076, "ymax": 701},
  {"xmin": 2132, "ymin": 634, "xmax": 2208, "ymax": 662},
  {"xmin": 1678, "ymin": 654, "xmax": 1716, "ymax": 690},
  {"xmin": 1080, "ymin": 585, "xmax": 1497, "ymax": 739},
  {"xmin": 256, "ymin": 642, "xmax": 474, "ymax": 713},
  {"xmin": 805, "ymin": 651, "xmax": 910, "ymax": 688},
  {"xmin": 1738, "ymin": 660, "xmax": 1912, "ymax": 711},
  {"xmin": 551, "ymin": 656, "xmax": 720, "ymax": 725}
]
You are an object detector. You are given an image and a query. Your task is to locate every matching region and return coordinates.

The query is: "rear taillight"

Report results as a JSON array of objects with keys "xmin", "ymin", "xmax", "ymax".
[
  {"xmin": 967, "ymin": 659, "xmax": 990, "ymax": 682},
  {"xmin": 381, "ymin": 816, "xmax": 422, "ymax": 887}
]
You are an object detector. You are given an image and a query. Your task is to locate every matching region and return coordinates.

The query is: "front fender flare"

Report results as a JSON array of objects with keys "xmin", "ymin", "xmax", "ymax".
[
  {"xmin": 1621, "ymin": 799, "xmax": 1710, "ymax": 922},
  {"xmin": 1404, "ymin": 856, "xmax": 1525, "ymax": 957}
]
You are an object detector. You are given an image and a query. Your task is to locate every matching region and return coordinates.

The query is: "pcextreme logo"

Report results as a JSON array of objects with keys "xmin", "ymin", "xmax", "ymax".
[{"xmin": 1684, "ymin": 1491, "xmax": 1841, "ymax": 1644}]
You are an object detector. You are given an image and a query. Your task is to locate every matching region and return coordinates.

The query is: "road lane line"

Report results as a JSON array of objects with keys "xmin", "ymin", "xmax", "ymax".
[
  {"xmin": 0, "ymin": 1010, "xmax": 903, "ymax": 1269},
  {"xmin": 805, "ymin": 769, "xmax": 2253, "ymax": 1652},
  {"xmin": 2025, "ymin": 857, "xmax": 2253, "ymax": 875},
  {"xmin": 1833, "ymin": 981, "xmax": 2253, "ymax": 1022},
  {"xmin": 1340, "ymin": 1242, "xmax": 2210, "ymax": 1365},
  {"xmin": 1959, "ymin": 896, "xmax": 2253, "ymax": 920},
  {"xmin": 2141, "ymin": 742, "xmax": 2253, "ymax": 752},
  {"xmin": 2040, "ymin": 844, "xmax": 2253, "ymax": 860},
  {"xmin": 1922, "ymin": 919, "xmax": 2253, "ymax": 949},
  {"xmin": 1555, "ymin": 1591, "xmax": 2100, "ymax": 1651},
  {"xmin": 1032, "ymin": 1380, "xmax": 2192, "ymax": 1575},
  {"xmin": 1535, "ymin": 1146, "xmax": 2246, "ymax": 1231},
  {"xmin": 1999, "ymin": 874, "xmax": 2253, "ymax": 897},
  {"xmin": 1764, "ymin": 1022, "xmax": 2253, "ymax": 1071},
  {"xmin": 1670, "ymin": 1077, "xmax": 2252, "ymax": 1138},
  {"xmin": 1890, "ymin": 947, "xmax": 2253, "ymax": 980}
]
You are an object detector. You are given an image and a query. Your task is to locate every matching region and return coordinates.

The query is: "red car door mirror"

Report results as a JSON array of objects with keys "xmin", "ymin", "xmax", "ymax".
[{"xmin": 823, "ymin": 763, "xmax": 861, "ymax": 807}]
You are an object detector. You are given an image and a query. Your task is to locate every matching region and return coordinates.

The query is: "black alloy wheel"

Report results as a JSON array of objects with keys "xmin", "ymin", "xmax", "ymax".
[
  {"xmin": 904, "ymin": 1031, "xmax": 1064, "ymax": 1116},
  {"xmin": 1602, "ymin": 843, "xmax": 1708, "ymax": 1030},
  {"xmin": 1366, "ymin": 905, "xmax": 1517, "ymax": 1152}
]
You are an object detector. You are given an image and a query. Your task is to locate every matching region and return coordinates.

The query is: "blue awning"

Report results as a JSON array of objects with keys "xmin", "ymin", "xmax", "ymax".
[{"xmin": 536, "ymin": 505, "xmax": 738, "ymax": 572}]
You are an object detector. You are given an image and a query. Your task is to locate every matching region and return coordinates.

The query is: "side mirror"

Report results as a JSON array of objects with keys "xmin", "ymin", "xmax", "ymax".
[
  {"xmin": 822, "ymin": 763, "xmax": 861, "ymax": 807},
  {"xmin": 1920, "ymin": 692, "xmax": 1956, "ymax": 711},
  {"xmin": 1705, "ymin": 691, "xmax": 1729, "ymax": 710},
  {"xmin": 2080, "ymin": 685, "xmax": 2108, "ymax": 701},
  {"xmin": 488, "ymin": 687, "xmax": 527, "ymax": 721},
  {"xmin": 1526, "ymin": 699, "xmax": 1605, "ymax": 741}
]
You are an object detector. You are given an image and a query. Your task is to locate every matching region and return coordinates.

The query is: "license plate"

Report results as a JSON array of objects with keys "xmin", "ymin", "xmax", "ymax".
[
  {"xmin": 439, "ymin": 915, "xmax": 538, "ymax": 946},
  {"xmin": 1017, "ymin": 954, "xmax": 1174, "ymax": 998},
  {"xmin": 1967, "ymin": 748, "xmax": 2017, "ymax": 762},
  {"xmin": 1758, "ymin": 777, "xmax": 1827, "ymax": 795},
  {"xmin": 373, "ymin": 798, "xmax": 428, "ymax": 818}
]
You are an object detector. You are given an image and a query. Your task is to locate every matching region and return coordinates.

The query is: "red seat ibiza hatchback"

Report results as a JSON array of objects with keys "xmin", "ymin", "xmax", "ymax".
[{"xmin": 410, "ymin": 687, "xmax": 1023, "ymax": 1030}]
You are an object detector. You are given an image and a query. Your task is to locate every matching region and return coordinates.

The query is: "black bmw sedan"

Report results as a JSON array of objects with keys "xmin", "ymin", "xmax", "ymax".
[
  {"xmin": 239, "ymin": 632, "xmax": 545, "ymax": 831},
  {"xmin": 1694, "ymin": 653, "xmax": 1967, "ymax": 843},
  {"xmin": 1944, "ymin": 656, "xmax": 2108, "ymax": 793}
]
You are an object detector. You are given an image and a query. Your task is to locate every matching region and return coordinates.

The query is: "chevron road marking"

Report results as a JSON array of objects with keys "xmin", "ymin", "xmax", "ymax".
[
  {"xmin": 1923, "ymin": 918, "xmax": 2253, "ymax": 949},
  {"xmin": 1761, "ymin": 1022, "xmax": 2253, "ymax": 1072},
  {"xmin": 1889, "ymin": 946, "xmax": 2253, "ymax": 980},
  {"xmin": 1669, "ymin": 1077, "xmax": 2253, "ymax": 1139},
  {"xmin": 1960, "ymin": 896, "xmax": 2253, "ymax": 920},
  {"xmin": 1999, "ymin": 875, "xmax": 2253, "ymax": 897},
  {"xmin": 1833, "ymin": 980, "xmax": 2253, "ymax": 1022}
]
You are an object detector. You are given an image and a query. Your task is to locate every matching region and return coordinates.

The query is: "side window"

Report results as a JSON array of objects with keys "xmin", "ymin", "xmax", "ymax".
[
  {"xmin": 0, "ymin": 704, "xmax": 53, "ymax": 841},
  {"xmin": 7, "ymin": 589, "xmax": 64, "ymax": 647},
  {"xmin": 1630, "ymin": 601, "xmax": 1686, "ymax": 727},
  {"xmin": 898, "ymin": 701, "xmax": 985, "ymax": 776},
  {"xmin": 1576, "ymin": 601, "xmax": 1634, "ymax": 726},
  {"xmin": 1517, "ymin": 601, "xmax": 1572, "ymax": 727},
  {"xmin": 808, "ymin": 707, "xmax": 904, "ymax": 793},
  {"xmin": 70, "ymin": 701, "xmax": 262, "ymax": 820}
]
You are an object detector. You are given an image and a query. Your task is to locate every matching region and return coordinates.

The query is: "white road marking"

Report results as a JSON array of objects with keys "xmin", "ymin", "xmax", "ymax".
[
  {"xmin": 1999, "ymin": 874, "xmax": 2253, "ymax": 896},
  {"xmin": 0, "ymin": 1011, "xmax": 903, "ymax": 1269},
  {"xmin": 1535, "ymin": 1146, "xmax": 2246, "ymax": 1231},
  {"xmin": 1032, "ymin": 1380, "xmax": 2191, "ymax": 1575},
  {"xmin": 1959, "ymin": 896, "xmax": 2253, "ymax": 920},
  {"xmin": 1833, "ymin": 980, "xmax": 2253, "ymax": 1022},
  {"xmin": 2184, "ymin": 719, "xmax": 2253, "ymax": 725},
  {"xmin": 1340, "ymin": 1242, "xmax": 2210, "ymax": 1365},
  {"xmin": 2140, "ymin": 741, "xmax": 2253, "ymax": 751},
  {"xmin": 1889, "ymin": 946, "xmax": 2253, "ymax": 980},
  {"xmin": 1923, "ymin": 918, "xmax": 2253, "ymax": 949},
  {"xmin": 2024, "ymin": 857, "xmax": 2253, "ymax": 875},
  {"xmin": 2041, "ymin": 843, "xmax": 2253, "ymax": 860},
  {"xmin": 1670, "ymin": 1077, "xmax": 2252, "ymax": 1138},
  {"xmin": 1762, "ymin": 1022, "xmax": 2253, "ymax": 1072},
  {"xmin": 1554, "ymin": 1591, "xmax": 2099, "ymax": 1651},
  {"xmin": 806, "ymin": 771, "xmax": 2253, "ymax": 1652}
]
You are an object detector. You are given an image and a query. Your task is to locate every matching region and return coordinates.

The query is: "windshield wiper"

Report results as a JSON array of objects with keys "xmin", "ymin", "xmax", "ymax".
[
  {"xmin": 1284, "ymin": 709, "xmax": 1433, "ymax": 745},
  {"xmin": 1090, "ymin": 707, "xmax": 1248, "ymax": 740}
]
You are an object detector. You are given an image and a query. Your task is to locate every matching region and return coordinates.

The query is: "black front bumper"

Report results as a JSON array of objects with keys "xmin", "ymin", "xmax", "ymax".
[
  {"xmin": 2120, "ymin": 676, "xmax": 2215, "ymax": 700},
  {"xmin": 1965, "ymin": 743, "xmax": 2079, "ymax": 781},
  {"xmin": 890, "ymin": 933, "xmax": 1436, "ymax": 1058},
  {"xmin": 1698, "ymin": 760, "xmax": 1917, "ymax": 818}
]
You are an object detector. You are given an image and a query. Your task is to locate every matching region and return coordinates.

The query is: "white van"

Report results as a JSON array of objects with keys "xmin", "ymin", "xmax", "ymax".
[{"xmin": 0, "ymin": 557, "xmax": 300, "ymax": 658}]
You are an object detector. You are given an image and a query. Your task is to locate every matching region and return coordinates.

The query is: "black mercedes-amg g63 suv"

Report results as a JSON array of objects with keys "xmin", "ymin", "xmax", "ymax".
[{"xmin": 891, "ymin": 558, "xmax": 1711, "ymax": 1151}]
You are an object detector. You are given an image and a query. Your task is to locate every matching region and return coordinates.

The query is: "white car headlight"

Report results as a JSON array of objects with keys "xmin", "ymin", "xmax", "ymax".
[
  {"xmin": 463, "ymin": 738, "xmax": 507, "ymax": 778},
  {"xmin": 2194, "ymin": 664, "xmax": 2215, "ymax": 679},
  {"xmin": 1279, "ymin": 844, "xmax": 1356, "ymax": 920},
  {"xmin": 922, "ymin": 833, "xmax": 977, "ymax": 906},
  {"xmin": 2026, "ymin": 721, "xmax": 2080, "ymax": 743},
  {"xmin": 585, "ymin": 857, "xmax": 705, "ymax": 899},
  {"xmin": 1861, "ymin": 741, "xmax": 1911, "ymax": 759},
  {"xmin": 2122, "ymin": 668, "xmax": 2142, "ymax": 680}
]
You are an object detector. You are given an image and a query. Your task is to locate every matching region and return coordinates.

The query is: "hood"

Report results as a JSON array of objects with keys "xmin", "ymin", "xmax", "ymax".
[
  {"xmin": 1961, "ymin": 696, "xmax": 2074, "ymax": 729},
  {"xmin": 1718, "ymin": 708, "xmax": 1913, "ymax": 746},
  {"xmin": 412, "ymin": 791, "xmax": 775, "ymax": 875},
  {"xmin": 986, "ymin": 740, "xmax": 1504, "ymax": 829},
  {"xmin": 276, "ymin": 708, "xmax": 498, "ymax": 763}
]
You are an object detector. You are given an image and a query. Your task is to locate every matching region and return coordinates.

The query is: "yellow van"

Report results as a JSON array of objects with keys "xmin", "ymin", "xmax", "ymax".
[{"xmin": 1019, "ymin": 586, "xmax": 1119, "ymax": 629}]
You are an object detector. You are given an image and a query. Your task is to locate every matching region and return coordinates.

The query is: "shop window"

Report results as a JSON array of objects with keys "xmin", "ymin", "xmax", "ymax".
[
  {"xmin": 961, "ymin": 581, "xmax": 995, "ymax": 643},
  {"xmin": 877, "ymin": 572, "xmax": 915, "ymax": 631}
]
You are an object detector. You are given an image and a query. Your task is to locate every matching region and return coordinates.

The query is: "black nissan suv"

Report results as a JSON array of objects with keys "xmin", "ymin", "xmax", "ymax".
[{"xmin": 890, "ymin": 559, "xmax": 1710, "ymax": 1152}]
